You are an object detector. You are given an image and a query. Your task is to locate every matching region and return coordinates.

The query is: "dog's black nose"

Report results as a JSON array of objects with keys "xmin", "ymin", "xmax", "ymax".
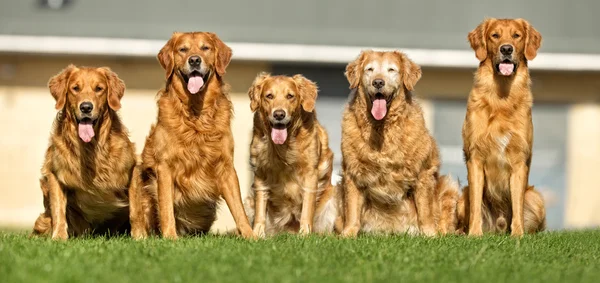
[
  {"xmin": 372, "ymin": 79, "xmax": 385, "ymax": 89},
  {"xmin": 500, "ymin": 45, "xmax": 513, "ymax": 55},
  {"xmin": 80, "ymin": 102, "xmax": 93, "ymax": 114},
  {"xmin": 188, "ymin": 56, "xmax": 201, "ymax": 67},
  {"xmin": 273, "ymin": 110, "xmax": 286, "ymax": 121}
]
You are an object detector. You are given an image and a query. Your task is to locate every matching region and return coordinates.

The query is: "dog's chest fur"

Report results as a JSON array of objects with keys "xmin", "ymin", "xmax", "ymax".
[
  {"xmin": 141, "ymin": 92, "xmax": 234, "ymax": 234},
  {"xmin": 250, "ymin": 134, "xmax": 318, "ymax": 222},
  {"xmin": 465, "ymin": 94, "xmax": 532, "ymax": 199},
  {"xmin": 152, "ymin": 116, "xmax": 225, "ymax": 203},
  {"xmin": 48, "ymin": 132, "xmax": 134, "ymax": 223},
  {"xmin": 342, "ymin": 104, "xmax": 436, "ymax": 205},
  {"xmin": 249, "ymin": 120, "xmax": 334, "ymax": 232}
]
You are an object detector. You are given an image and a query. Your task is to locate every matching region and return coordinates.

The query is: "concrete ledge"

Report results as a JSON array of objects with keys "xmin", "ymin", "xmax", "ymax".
[{"xmin": 1, "ymin": 35, "xmax": 600, "ymax": 71}]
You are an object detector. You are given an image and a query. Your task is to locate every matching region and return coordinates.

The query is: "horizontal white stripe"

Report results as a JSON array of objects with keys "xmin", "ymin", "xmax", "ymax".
[{"xmin": 1, "ymin": 35, "xmax": 600, "ymax": 71}]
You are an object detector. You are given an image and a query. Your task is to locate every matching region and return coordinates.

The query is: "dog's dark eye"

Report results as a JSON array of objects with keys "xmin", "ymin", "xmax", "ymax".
[
  {"xmin": 286, "ymin": 94, "xmax": 294, "ymax": 99},
  {"xmin": 95, "ymin": 86, "xmax": 103, "ymax": 92},
  {"xmin": 388, "ymin": 68, "xmax": 396, "ymax": 72},
  {"xmin": 366, "ymin": 67, "xmax": 374, "ymax": 72},
  {"xmin": 72, "ymin": 85, "xmax": 80, "ymax": 92},
  {"xmin": 201, "ymin": 46, "xmax": 210, "ymax": 51},
  {"xmin": 492, "ymin": 33, "xmax": 500, "ymax": 39},
  {"xmin": 179, "ymin": 47, "xmax": 188, "ymax": 53},
  {"xmin": 266, "ymin": 94, "xmax": 274, "ymax": 99},
  {"xmin": 513, "ymin": 33, "xmax": 521, "ymax": 39}
]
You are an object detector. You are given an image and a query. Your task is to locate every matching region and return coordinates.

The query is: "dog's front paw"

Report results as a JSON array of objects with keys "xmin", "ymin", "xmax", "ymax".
[
  {"xmin": 510, "ymin": 223, "xmax": 524, "ymax": 237},
  {"xmin": 51, "ymin": 230, "xmax": 68, "ymax": 241},
  {"xmin": 131, "ymin": 227, "xmax": 148, "ymax": 240},
  {"xmin": 162, "ymin": 228, "xmax": 178, "ymax": 240},
  {"xmin": 253, "ymin": 223, "xmax": 266, "ymax": 238},
  {"xmin": 240, "ymin": 229, "xmax": 258, "ymax": 240},
  {"xmin": 299, "ymin": 224, "xmax": 312, "ymax": 236},
  {"xmin": 468, "ymin": 229, "xmax": 483, "ymax": 237},
  {"xmin": 437, "ymin": 226, "xmax": 450, "ymax": 236},
  {"xmin": 421, "ymin": 225, "xmax": 437, "ymax": 237},
  {"xmin": 51, "ymin": 224, "xmax": 68, "ymax": 240},
  {"xmin": 341, "ymin": 226, "xmax": 360, "ymax": 238}
]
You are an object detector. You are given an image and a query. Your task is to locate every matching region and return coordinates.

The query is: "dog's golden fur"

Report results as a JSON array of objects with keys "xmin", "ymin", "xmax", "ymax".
[
  {"xmin": 32, "ymin": 65, "xmax": 135, "ymax": 240},
  {"xmin": 128, "ymin": 32, "xmax": 254, "ymax": 239},
  {"xmin": 458, "ymin": 18, "xmax": 546, "ymax": 236},
  {"xmin": 243, "ymin": 73, "xmax": 338, "ymax": 237},
  {"xmin": 339, "ymin": 50, "xmax": 459, "ymax": 237}
]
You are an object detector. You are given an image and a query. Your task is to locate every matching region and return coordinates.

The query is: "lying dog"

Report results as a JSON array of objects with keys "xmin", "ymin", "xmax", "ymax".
[
  {"xmin": 340, "ymin": 50, "xmax": 459, "ymax": 237},
  {"xmin": 129, "ymin": 32, "xmax": 255, "ymax": 239},
  {"xmin": 458, "ymin": 18, "xmax": 546, "ymax": 236},
  {"xmin": 243, "ymin": 73, "xmax": 338, "ymax": 237},
  {"xmin": 32, "ymin": 65, "xmax": 135, "ymax": 240}
]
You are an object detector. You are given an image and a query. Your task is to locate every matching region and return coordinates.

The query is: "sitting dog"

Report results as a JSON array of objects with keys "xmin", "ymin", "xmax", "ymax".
[
  {"xmin": 340, "ymin": 50, "xmax": 459, "ymax": 237},
  {"xmin": 32, "ymin": 65, "xmax": 135, "ymax": 240},
  {"xmin": 243, "ymin": 73, "xmax": 338, "ymax": 237},
  {"xmin": 128, "ymin": 32, "xmax": 255, "ymax": 239},
  {"xmin": 458, "ymin": 18, "xmax": 546, "ymax": 236}
]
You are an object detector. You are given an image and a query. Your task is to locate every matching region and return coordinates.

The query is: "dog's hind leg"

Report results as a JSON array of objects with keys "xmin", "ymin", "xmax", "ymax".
[
  {"xmin": 129, "ymin": 164, "xmax": 148, "ymax": 240},
  {"xmin": 31, "ymin": 179, "xmax": 52, "ymax": 237},
  {"xmin": 32, "ymin": 213, "xmax": 52, "ymax": 236},
  {"xmin": 523, "ymin": 186, "xmax": 546, "ymax": 233},
  {"xmin": 313, "ymin": 187, "xmax": 338, "ymax": 234},
  {"xmin": 436, "ymin": 175, "xmax": 460, "ymax": 235},
  {"xmin": 414, "ymin": 168, "xmax": 438, "ymax": 236}
]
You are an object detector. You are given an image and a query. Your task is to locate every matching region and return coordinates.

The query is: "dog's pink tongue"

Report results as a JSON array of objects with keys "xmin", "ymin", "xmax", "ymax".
[
  {"xmin": 371, "ymin": 98, "xmax": 387, "ymax": 120},
  {"xmin": 271, "ymin": 128, "xmax": 288, "ymax": 145},
  {"xmin": 78, "ymin": 122, "xmax": 95, "ymax": 143},
  {"xmin": 187, "ymin": 76, "xmax": 204, "ymax": 94},
  {"xmin": 499, "ymin": 63, "xmax": 514, "ymax": 76}
]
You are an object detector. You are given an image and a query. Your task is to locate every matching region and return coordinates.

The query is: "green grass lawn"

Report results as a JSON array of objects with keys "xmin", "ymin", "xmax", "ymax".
[{"xmin": 1, "ymin": 230, "xmax": 599, "ymax": 283}]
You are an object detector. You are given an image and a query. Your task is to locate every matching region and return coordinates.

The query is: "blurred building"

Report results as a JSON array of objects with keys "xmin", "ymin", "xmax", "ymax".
[{"xmin": 1, "ymin": 0, "xmax": 599, "ymax": 232}]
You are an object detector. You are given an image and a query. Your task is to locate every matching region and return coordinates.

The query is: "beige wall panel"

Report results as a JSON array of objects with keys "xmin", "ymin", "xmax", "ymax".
[
  {"xmin": 565, "ymin": 104, "xmax": 600, "ymax": 228},
  {"xmin": 419, "ymin": 99, "xmax": 434, "ymax": 133},
  {"xmin": 0, "ymin": 86, "xmax": 53, "ymax": 226}
]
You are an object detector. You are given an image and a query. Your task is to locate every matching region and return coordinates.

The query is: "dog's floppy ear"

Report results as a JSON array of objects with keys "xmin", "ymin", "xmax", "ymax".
[
  {"xmin": 519, "ymin": 19, "xmax": 542, "ymax": 61},
  {"xmin": 100, "ymin": 67, "xmax": 126, "ymax": 111},
  {"xmin": 293, "ymin": 74, "xmax": 318, "ymax": 113},
  {"xmin": 248, "ymin": 72, "xmax": 270, "ymax": 112},
  {"xmin": 157, "ymin": 32, "xmax": 182, "ymax": 79},
  {"xmin": 48, "ymin": 64, "xmax": 77, "ymax": 110},
  {"xmin": 468, "ymin": 18, "xmax": 494, "ymax": 62},
  {"xmin": 207, "ymin": 32, "xmax": 233, "ymax": 76},
  {"xmin": 396, "ymin": 51, "xmax": 422, "ymax": 91},
  {"xmin": 345, "ymin": 50, "xmax": 369, "ymax": 89}
]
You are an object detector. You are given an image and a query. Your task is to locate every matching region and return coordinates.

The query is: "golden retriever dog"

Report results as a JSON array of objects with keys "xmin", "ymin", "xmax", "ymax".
[
  {"xmin": 128, "ymin": 32, "xmax": 255, "ymax": 239},
  {"xmin": 243, "ymin": 73, "xmax": 338, "ymax": 237},
  {"xmin": 339, "ymin": 50, "xmax": 459, "ymax": 237},
  {"xmin": 458, "ymin": 18, "xmax": 546, "ymax": 236},
  {"xmin": 32, "ymin": 65, "xmax": 135, "ymax": 240}
]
